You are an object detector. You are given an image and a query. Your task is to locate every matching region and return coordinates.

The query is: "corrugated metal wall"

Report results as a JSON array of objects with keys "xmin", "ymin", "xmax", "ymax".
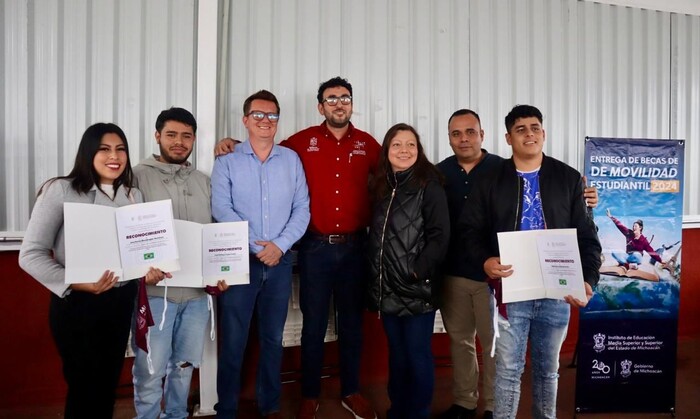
[
  {"xmin": 221, "ymin": 0, "xmax": 699, "ymax": 215},
  {"xmin": 1, "ymin": 0, "xmax": 197, "ymax": 232},
  {"xmin": 2, "ymin": 0, "xmax": 700, "ymax": 233},
  {"xmin": 221, "ymin": 0, "xmax": 474, "ymax": 164},
  {"xmin": 672, "ymin": 12, "xmax": 700, "ymax": 216}
]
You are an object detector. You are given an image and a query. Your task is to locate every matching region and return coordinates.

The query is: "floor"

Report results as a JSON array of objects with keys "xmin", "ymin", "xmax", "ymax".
[{"xmin": 1, "ymin": 336, "xmax": 697, "ymax": 419}]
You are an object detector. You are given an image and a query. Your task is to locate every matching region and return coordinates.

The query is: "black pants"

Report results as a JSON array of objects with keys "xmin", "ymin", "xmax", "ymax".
[{"xmin": 49, "ymin": 281, "xmax": 137, "ymax": 419}]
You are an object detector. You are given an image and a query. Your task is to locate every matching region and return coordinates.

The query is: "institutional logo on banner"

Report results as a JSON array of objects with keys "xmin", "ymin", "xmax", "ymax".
[{"xmin": 576, "ymin": 137, "xmax": 684, "ymax": 414}]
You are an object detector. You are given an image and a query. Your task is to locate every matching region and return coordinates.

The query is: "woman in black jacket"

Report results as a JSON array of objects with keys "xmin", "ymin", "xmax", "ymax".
[{"xmin": 368, "ymin": 123, "xmax": 450, "ymax": 419}]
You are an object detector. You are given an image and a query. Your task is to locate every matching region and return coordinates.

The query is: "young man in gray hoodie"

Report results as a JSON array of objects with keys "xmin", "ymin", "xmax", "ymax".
[{"xmin": 131, "ymin": 107, "xmax": 226, "ymax": 418}]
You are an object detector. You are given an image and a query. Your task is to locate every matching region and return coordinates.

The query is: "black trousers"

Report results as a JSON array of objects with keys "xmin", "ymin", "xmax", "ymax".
[{"xmin": 49, "ymin": 281, "xmax": 137, "ymax": 419}]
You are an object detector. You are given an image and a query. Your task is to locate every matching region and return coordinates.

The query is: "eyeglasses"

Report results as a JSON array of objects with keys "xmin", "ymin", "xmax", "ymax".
[
  {"xmin": 322, "ymin": 95, "xmax": 353, "ymax": 106},
  {"xmin": 247, "ymin": 111, "xmax": 280, "ymax": 122}
]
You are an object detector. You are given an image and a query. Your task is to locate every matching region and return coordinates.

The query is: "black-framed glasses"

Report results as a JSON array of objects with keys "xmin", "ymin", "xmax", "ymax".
[
  {"xmin": 247, "ymin": 111, "xmax": 280, "ymax": 122},
  {"xmin": 322, "ymin": 95, "xmax": 353, "ymax": 106}
]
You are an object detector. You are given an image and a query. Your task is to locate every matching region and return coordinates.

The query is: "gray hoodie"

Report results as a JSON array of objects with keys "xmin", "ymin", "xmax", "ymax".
[{"xmin": 133, "ymin": 155, "xmax": 211, "ymax": 302}]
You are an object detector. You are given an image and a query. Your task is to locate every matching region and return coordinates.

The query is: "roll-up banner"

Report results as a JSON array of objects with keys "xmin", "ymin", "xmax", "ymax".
[{"xmin": 576, "ymin": 137, "xmax": 684, "ymax": 414}]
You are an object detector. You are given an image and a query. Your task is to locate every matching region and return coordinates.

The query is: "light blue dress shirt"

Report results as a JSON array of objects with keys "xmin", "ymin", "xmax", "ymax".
[{"xmin": 211, "ymin": 140, "xmax": 310, "ymax": 254}]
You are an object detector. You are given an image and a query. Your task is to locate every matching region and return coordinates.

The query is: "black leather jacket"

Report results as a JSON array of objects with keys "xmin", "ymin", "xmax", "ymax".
[
  {"xmin": 368, "ymin": 169, "xmax": 450, "ymax": 316},
  {"xmin": 460, "ymin": 155, "xmax": 602, "ymax": 287}
]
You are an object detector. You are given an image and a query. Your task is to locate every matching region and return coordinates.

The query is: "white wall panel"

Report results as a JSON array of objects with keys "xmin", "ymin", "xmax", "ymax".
[
  {"xmin": 1, "ymin": 0, "xmax": 197, "ymax": 232},
  {"xmin": 143, "ymin": 0, "xmax": 170, "ymax": 156},
  {"xmin": 116, "ymin": 0, "xmax": 144, "ymax": 160},
  {"xmin": 221, "ymin": 0, "xmax": 475, "ymax": 161},
  {"xmin": 62, "ymin": 0, "xmax": 89, "ymax": 174},
  {"xmin": 33, "ymin": 0, "xmax": 60, "ymax": 193},
  {"xmin": 671, "ymin": 13, "xmax": 700, "ymax": 215},
  {"xmin": 91, "ymin": 0, "xmax": 117, "ymax": 122},
  {"xmin": 220, "ymin": 0, "xmax": 697, "ymax": 213},
  {"xmin": 578, "ymin": 2, "xmax": 671, "ymax": 143},
  {"xmin": 3, "ymin": 0, "xmax": 700, "ymax": 233},
  {"xmin": 468, "ymin": 0, "xmax": 582, "ymax": 166},
  {"xmin": 2, "ymin": 0, "xmax": 31, "ymax": 232},
  {"xmin": 583, "ymin": 0, "xmax": 700, "ymax": 15}
]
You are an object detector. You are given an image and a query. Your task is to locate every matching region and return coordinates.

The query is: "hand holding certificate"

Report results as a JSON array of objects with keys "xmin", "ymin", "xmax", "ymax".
[
  {"xmin": 64, "ymin": 200, "xmax": 180, "ymax": 283},
  {"xmin": 65, "ymin": 199, "xmax": 250, "ymax": 287},
  {"xmin": 497, "ymin": 228, "xmax": 587, "ymax": 304},
  {"xmin": 161, "ymin": 220, "xmax": 249, "ymax": 288}
]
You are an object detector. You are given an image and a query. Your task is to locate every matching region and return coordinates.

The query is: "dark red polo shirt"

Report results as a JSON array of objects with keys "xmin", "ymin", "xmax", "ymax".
[{"xmin": 281, "ymin": 121, "xmax": 381, "ymax": 235}]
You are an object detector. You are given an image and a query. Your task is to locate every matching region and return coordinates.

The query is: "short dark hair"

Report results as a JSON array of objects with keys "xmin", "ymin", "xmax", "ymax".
[
  {"xmin": 243, "ymin": 90, "xmax": 280, "ymax": 115},
  {"xmin": 155, "ymin": 107, "xmax": 197, "ymax": 134},
  {"xmin": 317, "ymin": 77, "xmax": 353, "ymax": 103},
  {"xmin": 505, "ymin": 104, "xmax": 543, "ymax": 132},
  {"xmin": 634, "ymin": 219, "xmax": 644, "ymax": 231},
  {"xmin": 448, "ymin": 109, "xmax": 481, "ymax": 127},
  {"xmin": 41, "ymin": 123, "xmax": 134, "ymax": 198}
]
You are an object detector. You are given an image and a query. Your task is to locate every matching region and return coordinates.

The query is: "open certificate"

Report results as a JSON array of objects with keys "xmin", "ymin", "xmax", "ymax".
[
  {"xmin": 158, "ymin": 220, "xmax": 249, "ymax": 288},
  {"xmin": 64, "ymin": 200, "xmax": 180, "ymax": 284},
  {"xmin": 497, "ymin": 228, "xmax": 587, "ymax": 303}
]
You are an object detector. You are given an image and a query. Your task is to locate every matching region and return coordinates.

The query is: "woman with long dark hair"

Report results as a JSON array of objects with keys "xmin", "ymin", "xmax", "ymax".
[
  {"xmin": 19, "ymin": 123, "xmax": 145, "ymax": 418},
  {"xmin": 368, "ymin": 123, "xmax": 450, "ymax": 419}
]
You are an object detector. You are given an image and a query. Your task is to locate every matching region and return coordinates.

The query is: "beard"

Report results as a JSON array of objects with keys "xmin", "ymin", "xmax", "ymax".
[
  {"xmin": 159, "ymin": 147, "xmax": 191, "ymax": 165},
  {"xmin": 325, "ymin": 110, "xmax": 352, "ymax": 129}
]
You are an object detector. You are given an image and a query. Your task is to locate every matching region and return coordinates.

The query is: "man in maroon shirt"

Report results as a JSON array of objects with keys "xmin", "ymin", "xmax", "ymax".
[{"xmin": 217, "ymin": 77, "xmax": 380, "ymax": 419}]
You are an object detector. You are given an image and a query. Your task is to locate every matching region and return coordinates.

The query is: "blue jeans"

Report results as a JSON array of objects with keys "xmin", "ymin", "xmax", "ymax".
[
  {"xmin": 132, "ymin": 294, "xmax": 210, "ymax": 419},
  {"xmin": 298, "ymin": 235, "xmax": 366, "ymax": 398},
  {"xmin": 215, "ymin": 254, "xmax": 293, "ymax": 418},
  {"xmin": 494, "ymin": 299, "xmax": 570, "ymax": 419},
  {"xmin": 612, "ymin": 251, "xmax": 643, "ymax": 265},
  {"xmin": 382, "ymin": 311, "xmax": 436, "ymax": 419}
]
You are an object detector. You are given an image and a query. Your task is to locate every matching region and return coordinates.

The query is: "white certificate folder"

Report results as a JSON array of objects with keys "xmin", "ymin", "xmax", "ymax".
[
  {"xmin": 497, "ymin": 228, "xmax": 587, "ymax": 303},
  {"xmin": 64, "ymin": 199, "xmax": 180, "ymax": 284},
  {"xmin": 159, "ymin": 220, "xmax": 249, "ymax": 288}
]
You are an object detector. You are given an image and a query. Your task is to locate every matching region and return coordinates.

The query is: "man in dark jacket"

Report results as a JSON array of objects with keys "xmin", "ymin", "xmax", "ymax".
[
  {"xmin": 437, "ymin": 110, "xmax": 502, "ymax": 419},
  {"xmin": 460, "ymin": 105, "xmax": 601, "ymax": 419},
  {"xmin": 438, "ymin": 109, "xmax": 599, "ymax": 419}
]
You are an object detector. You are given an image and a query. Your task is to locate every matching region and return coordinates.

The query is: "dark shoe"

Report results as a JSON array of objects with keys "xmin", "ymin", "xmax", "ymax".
[
  {"xmin": 482, "ymin": 411, "xmax": 494, "ymax": 419},
  {"xmin": 341, "ymin": 393, "xmax": 377, "ymax": 419},
  {"xmin": 296, "ymin": 398, "xmax": 319, "ymax": 419},
  {"xmin": 263, "ymin": 413, "xmax": 282, "ymax": 419},
  {"xmin": 439, "ymin": 404, "xmax": 477, "ymax": 419}
]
